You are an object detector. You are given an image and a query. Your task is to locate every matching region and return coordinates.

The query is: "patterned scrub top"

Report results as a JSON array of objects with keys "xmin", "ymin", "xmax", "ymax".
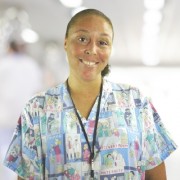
[{"xmin": 4, "ymin": 79, "xmax": 177, "ymax": 180}]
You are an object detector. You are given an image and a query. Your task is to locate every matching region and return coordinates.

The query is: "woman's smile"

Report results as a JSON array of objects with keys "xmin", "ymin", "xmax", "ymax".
[{"xmin": 79, "ymin": 58, "xmax": 99, "ymax": 67}]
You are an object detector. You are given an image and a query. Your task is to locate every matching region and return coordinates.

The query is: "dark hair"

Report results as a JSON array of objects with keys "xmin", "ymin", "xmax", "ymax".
[
  {"xmin": 9, "ymin": 41, "xmax": 20, "ymax": 53},
  {"xmin": 65, "ymin": 9, "xmax": 113, "ymax": 77},
  {"xmin": 9, "ymin": 40, "xmax": 25, "ymax": 53},
  {"xmin": 101, "ymin": 64, "xmax": 110, "ymax": 76}
]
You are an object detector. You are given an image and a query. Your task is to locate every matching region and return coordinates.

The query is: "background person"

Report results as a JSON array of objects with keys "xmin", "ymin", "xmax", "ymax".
[{"xmin": 0, "ymin": 40, "xmax": 43, "ymax": 179}]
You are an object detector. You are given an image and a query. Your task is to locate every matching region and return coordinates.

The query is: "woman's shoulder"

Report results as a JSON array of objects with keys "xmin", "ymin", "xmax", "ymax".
[
  {"xmin": 106, "ymin": 79, "xmax": 147, "ymax": 108},
  {"xmin": 25, "ymin": 82, "xmax": 65, "ymax": 107},
  {"xmin": 106, "ymin": 79, "xmax": 141, "ymax": 94}
]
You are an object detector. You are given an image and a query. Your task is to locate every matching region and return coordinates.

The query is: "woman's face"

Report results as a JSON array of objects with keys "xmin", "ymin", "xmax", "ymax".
[{"xmin": 64, "ymin": 15, "xmax": 113, "ymax": 82}]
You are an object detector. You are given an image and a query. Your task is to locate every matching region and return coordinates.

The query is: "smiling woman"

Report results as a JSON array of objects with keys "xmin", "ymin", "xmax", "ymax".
[
  {"xmin": 64, "ymin": 14, "xmax": 113, "ymax": 83},
  {"xmin": 65, "ymin": 8, "xmax": 114, "ymax": 82},
  {"xmin": 3, "ymin": 9, "xmax": 177, "ymax": 180}
]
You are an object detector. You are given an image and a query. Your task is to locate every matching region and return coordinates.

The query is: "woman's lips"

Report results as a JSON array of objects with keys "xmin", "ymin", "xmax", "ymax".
[{"xmin": 79, "ymin": 58, "xmax": 99, "ymax": 67}]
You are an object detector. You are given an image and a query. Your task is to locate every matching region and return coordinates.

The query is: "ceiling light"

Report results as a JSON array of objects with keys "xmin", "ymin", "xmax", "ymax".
[
  {"xmin": 17, "ymin": 10, "xmax": 29, "ymax": 24},
  {"xmin": 59, "ymin": 0, "xmax": 82, "ymax": 8},
  {"xmin": 142, "ymin": 53, "xmax": 160, "ymax": 66},
  {"xmin": 21, "ymin": 28, "xmax": 39, "ymax": 43},
  {"xmin": 143, "ymin": 23, "xmax": 160, "ymax": 35},
  {"xmin": 5, "ymin": 7, "xmax": 18, "ymax": 20},
  {"xmin": 141, "ymin": 36, "xmax": 160, "ymax": 66},
  {"xmin": 144, "ymin": 0, "xmax": 165, "ymax": 10},
  {"xmin": 143, "ymin": 10, "xmax": 162, "ymax": 24}
]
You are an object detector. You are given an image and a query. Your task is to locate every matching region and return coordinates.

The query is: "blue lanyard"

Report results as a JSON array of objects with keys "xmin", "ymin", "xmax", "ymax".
[{"xmin": 66, "ymin": 80, "xmax": 103, "ymax": 179}]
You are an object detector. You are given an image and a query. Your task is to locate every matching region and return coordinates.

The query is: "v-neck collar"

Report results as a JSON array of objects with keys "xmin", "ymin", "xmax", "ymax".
[{"xmin": 63, "ymin": 78, "xmax": 112, "ymax": 120}]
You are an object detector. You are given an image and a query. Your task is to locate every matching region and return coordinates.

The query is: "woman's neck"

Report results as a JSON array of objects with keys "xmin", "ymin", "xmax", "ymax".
[
  {"xmin": 67, "ymin": 76, "xmax": 103, "ymax": 119},
  {"xmin": 67, "ymin": 76, "xmax": 102, "ymax": 96}
]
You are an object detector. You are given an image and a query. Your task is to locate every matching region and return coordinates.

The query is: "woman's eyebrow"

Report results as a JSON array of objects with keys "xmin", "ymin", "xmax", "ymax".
[
  {"xmin": 74, "ymin": 29, "xmax": 111, "ymax": 38},
  {"xmin": 74, "ymin": 29, "xmax": 89, "ymax": 33}
]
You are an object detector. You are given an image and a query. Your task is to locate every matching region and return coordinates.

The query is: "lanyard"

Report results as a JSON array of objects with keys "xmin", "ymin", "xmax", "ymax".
[{"xmin": 66, "ymin": 80, "xmax": 103, "ymax": 179}]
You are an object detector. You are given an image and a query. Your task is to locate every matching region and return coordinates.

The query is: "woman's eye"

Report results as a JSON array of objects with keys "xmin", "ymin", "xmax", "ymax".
[
  {"xmin": 99, "ymin": 41, "xmax": 108, "ymax": 46},
  {"xmin": 79, "ymin": 37, "xmax": 87, "ymax": 42}
]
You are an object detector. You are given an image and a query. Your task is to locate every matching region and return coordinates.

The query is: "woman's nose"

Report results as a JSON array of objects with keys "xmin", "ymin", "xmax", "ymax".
[{"xmin": 84, "ymin": 42, "xmax": 97, "ymax": 55}]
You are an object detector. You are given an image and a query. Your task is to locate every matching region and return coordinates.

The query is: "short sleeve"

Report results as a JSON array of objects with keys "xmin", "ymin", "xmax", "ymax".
[
  {"xmin": 3, "ymin": 101, "xmax": 43, "ymax": 179},
  {"xmin": 141, "ymin": 97, "xmax": 177, "ymax": 170}
]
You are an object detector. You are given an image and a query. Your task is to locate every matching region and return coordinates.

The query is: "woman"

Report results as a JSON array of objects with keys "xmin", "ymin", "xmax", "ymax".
[{"xmin": 4, "ymin": 9, "xmax": 177, "ymax": 179}]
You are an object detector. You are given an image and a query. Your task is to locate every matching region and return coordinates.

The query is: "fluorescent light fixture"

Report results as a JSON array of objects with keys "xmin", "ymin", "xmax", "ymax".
[
  {"xmin": 21, "ymin": 28, "xmax": 39, "ymax": 43},
  {"xmin": 71, "ymin": 6, "xmax": 87, "ymax": 16},
  {"xmin": 59, "ymin": 0, "xmax": 82, "ymax": 8},
  {"xmin": 142, "ymin": 53, "xmax": 160, "ymax": 66},
  {"xmin": 17, "ymin": 10, "xmax": 29, "ymax": 24},
  {"xmin": 143, "ymin": 23, "xmax": 160, "ymax": 35},
  {"xmin": 143, "ymin": 10, "xmax": 162, "ymax": 24},
  {"xmin": 5, "ymin": 7, "xmax": 18, "ymax": 20},
  {"xmin": 141, "ymin": 35, "xmax": 160, "ymax": 66},
  {"xmin": 142, "ymin": 35, "xmax": 159, "ymax": 52},
  {"xmin": 144, "ymin": 0, "xmax": 165, "ymax": 10}
]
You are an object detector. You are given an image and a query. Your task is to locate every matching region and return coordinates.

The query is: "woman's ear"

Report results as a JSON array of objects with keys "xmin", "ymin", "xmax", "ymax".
[{"xmin": 64, "ymin": 39, "xmax": 67, "ymax": 50}]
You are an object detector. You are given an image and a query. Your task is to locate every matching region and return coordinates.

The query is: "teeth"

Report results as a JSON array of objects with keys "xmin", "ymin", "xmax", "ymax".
[{"xmin": 81, "ymin": 59, "xmax": 96, "ymax": 66}]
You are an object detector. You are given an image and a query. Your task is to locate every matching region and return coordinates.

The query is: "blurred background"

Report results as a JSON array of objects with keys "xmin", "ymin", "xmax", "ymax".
[{"xmin": 0, "ymin": 0, "xmax": 179, "ymax": 179}]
